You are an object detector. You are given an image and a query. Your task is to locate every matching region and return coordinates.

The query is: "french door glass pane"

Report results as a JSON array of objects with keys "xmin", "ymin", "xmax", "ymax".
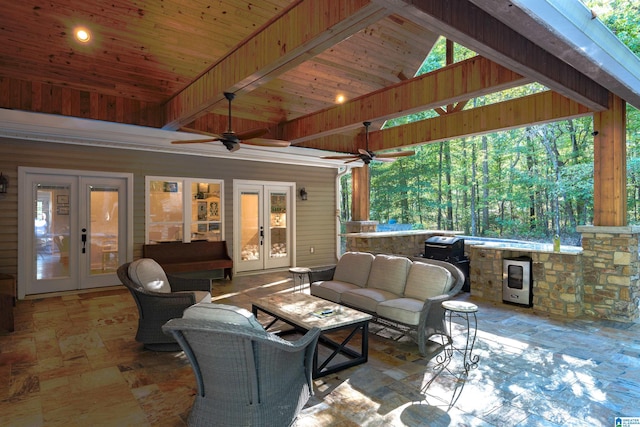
[
  {"xmin": 240, "ymin": 192, "xmax": 260, "ymax": 261},
  {"xmin": 270, "ymin": 192, "xmax": 287, "ymax": 259},
  {"xmin": 89, "ymin": 185, "xmax": 119, "ymax": 274},
  {"xmin": 35, "ymin": 184, "xmax": 70, "ymax": 280}
]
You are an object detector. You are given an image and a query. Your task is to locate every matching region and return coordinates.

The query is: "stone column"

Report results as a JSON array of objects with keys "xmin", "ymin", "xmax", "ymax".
[{"xmin": 578, "ymin": 225, "xmax": 640, "ymax": 321}]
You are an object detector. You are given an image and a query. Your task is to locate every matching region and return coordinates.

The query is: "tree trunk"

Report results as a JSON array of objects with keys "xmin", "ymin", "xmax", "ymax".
[
  {"xmin": 444, "ymin": 141, "xmax": 453, "ymax": 229},
  {"xmin": 481, "ymin": 135, "xmax": 489, "ymax": 233},
  {"xmin": 471, "ymin": 139, "xmax": 477, "ymax": 235},
  {"xmin": 437, "ymin": 142, "xmax": 444, "ymax": 229}
]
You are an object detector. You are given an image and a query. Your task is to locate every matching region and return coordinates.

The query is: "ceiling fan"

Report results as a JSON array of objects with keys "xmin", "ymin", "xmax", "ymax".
[
  {"xmin": 323, "ymin": 121, "xmax": 415, "ymax": 164},
  {"xmin": 171, "ymin": 92, "xmax": 290, "ymax": 152}
]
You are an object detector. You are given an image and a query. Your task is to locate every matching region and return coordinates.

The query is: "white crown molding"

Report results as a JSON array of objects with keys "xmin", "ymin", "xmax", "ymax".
[{"xmin": 0, "ymin": 108, "xmax": 350, "ymax": 169}]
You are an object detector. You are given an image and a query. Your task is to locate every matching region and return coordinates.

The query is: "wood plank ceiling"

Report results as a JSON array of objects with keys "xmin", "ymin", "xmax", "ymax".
[{"xmin": 0, "ymin": 0, "xmax": 634, "ymax": 157}]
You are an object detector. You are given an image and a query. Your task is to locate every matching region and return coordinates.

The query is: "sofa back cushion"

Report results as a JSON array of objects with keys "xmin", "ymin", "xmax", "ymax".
[
  {"xmin": 366, "ymin": 254, "xmax": 412, "ymax": 295},
  {"xmin": 403, "ymin": 261, "xmax": 453, "ymax": 300},
  {"xmin": 404, "ymin": 262, "xmax": 454, "ymax": 301},
  {"xmin": 183, "ymin": 303, "xmax": 265, "ymax": 331},
  {"xmin": 334, "ymin": 252, "xmax": 375, "ymax": 287},
  {"xmin": 128, "ymin": 258, "xmax": 171, "ymax": 293}
]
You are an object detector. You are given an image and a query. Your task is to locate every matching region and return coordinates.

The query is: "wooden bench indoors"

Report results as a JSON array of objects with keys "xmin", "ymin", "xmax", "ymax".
[{"xmin": 143, "ymin": 240, "xmax": 233, "ymax": 280}]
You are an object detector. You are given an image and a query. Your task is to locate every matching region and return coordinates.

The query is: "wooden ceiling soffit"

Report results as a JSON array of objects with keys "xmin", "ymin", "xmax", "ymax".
[
  {"xmin": 378, "ymin": 0, "xmax": 610, "ymax": 112},
  {"xmin": 162, "ymin": 0, "xmax": 389, "ymax": 130},
  {"xmin": 365, "ymin": 91, "xmax": 592, "ymax": 151},
  {"xmin": 286, "ymin": 55, "xmax": 530, "ymax": 147}
]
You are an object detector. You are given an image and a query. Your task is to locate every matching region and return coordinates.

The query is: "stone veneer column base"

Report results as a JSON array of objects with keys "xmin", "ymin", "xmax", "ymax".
[
  {"xmin": 345, "ymin": 221, "xmax": 378, "ymax": 233},
  {"xmin": 577, "ymin": 225, "xmax": 640, "ymax": 322}
]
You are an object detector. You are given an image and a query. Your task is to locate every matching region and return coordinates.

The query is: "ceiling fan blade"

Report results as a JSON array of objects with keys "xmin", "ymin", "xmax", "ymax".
[
  {"xmin": 345, "ymin": 158, "xmax": 363, "ymax": 164},
  {"xmin": 375, "ymin": 150, "xmax": 415, "ymax": 158},
  {"xmin": 374, "ymin": 157, "xmax": 397, "ymax": 162},
  {"xmin": 242, "ymin": 138, "xmax": 291, "ymax": 148},
  {"xmin": 171, "ymin": 137, "xmax": 220, "ymax": 144},
  {"xmin": 236, "ymin": 128, "xmax": 270, "ymax": 140}
]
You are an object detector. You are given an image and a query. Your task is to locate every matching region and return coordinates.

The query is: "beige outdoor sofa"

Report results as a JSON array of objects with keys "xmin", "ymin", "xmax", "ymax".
[{"xmin": 309, "ymin": 252, "xmax": 464, "ymax": 356}]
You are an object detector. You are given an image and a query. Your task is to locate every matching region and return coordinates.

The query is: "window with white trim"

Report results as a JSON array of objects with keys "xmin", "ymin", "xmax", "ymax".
[{"xmin": 146, "ymin": 177, "xmax": 223, "ymax": 243}]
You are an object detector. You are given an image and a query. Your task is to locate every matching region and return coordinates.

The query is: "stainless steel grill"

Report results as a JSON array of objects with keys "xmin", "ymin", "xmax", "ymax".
[
  {"xmin": 422, "ymin": 236, "xmax": 470, "ymax": 292},
  {"xmin": 423, "ymin": 236, "xmax": 465, "ymax": 262}
]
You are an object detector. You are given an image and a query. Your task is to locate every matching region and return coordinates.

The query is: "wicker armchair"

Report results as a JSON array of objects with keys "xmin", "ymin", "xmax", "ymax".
[
  {"xmin": 117, "ymin": 260, "xmax": 211, "ymax": 351},
  {"xmin": 163, "ymin": 304, "xmax": 320, "ymax": 427}
]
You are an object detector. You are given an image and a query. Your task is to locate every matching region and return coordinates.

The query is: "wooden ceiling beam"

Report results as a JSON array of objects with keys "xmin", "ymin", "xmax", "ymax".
[
  {"xmin": 283, "ymin": 55, "xmax": 530, "ymax": 143},
  {"xmin": 162, "ymin": 0, "xmax": 390, "ymax": 130},
  {"xmin": 362, "ymin": 91, "xmax": 592, "ymax": 151},
  {"xmin": 378, "ymin": 0, "xmax": 611, "ymax": 112}
]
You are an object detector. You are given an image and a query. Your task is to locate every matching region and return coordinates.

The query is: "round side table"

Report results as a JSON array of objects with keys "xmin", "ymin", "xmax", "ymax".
[
  {"xmin": 288, "ymin": 267, "xmax": 311, "ymax": 293},
  {"xmin": 441, "ymin": 300, "xmax": 479, "ymax": 374},
  {"xmin": 422, "ymin": 300, "xmax": 480, "ymax": 408}
]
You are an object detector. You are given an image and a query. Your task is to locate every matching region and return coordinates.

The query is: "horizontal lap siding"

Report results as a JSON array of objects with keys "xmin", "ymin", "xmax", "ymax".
[{"xmin": 0, "ymin": 137, "xmax": 338, "ymax": 275}]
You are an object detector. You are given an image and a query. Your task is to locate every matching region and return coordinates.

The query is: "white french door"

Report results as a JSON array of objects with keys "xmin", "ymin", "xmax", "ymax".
[
  {"xmin": 18, "ymin": 168, "xmax": 133, "ymax": 297},
  {"xmin": 234, "ymin": 181, "xmax": 294, "ymax": 273}
]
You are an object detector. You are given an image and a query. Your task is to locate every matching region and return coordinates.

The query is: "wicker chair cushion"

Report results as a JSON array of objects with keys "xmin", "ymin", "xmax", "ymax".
[
  {"xmin": 128, "ymin": 258, "xmax": 171, "ymax": 293},
  {"xmin": 183, "ymin": 303, "xmax": 265, "ymax": 331},
  {"xmin": 333, "ymin": 252, "xmax": 375, "ymax": 287},
  {"xmin": 403, "ymin": 261, "xmax": 453, "ymax": 301}
]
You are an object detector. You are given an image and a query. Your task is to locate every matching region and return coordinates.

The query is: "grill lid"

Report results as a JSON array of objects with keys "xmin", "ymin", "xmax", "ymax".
[{"xmin": 425, "ymin": 236, "xmax": 463, "ymax": 246}]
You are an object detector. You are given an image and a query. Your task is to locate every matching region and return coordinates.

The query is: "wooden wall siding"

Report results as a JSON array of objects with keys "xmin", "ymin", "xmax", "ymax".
[
  {"xmin": 0, "ymin": 138, "xmax": 338, "ymax": 278},
  {"xmin": 0, "ymin": 77, "xmax": 164, "ymax": 127}
]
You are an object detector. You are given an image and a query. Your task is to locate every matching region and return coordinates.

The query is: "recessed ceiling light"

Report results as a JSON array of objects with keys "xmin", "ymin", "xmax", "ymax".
[
  {"xmin": 336, "ymin": 94, "xmax": 345, "ymax": 104},
  {"xmin": 74, "ymin": 27, "xmax": 91, "ymax": 43}
]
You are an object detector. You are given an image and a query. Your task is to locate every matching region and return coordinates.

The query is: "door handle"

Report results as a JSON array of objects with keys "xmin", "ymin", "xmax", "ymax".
[
  {"xmin": 260, "ymin": 226, "xmax": 264, "ymax": 245},
  {"xmin": 81, "ymin": 228, "xmax": 87, "ymax": 253}
]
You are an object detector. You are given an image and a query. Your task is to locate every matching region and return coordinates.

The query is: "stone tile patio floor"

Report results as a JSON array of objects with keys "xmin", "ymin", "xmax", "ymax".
[{"xmin": 0, "ymin": 270, "xmax": 638, "ymax": 426}]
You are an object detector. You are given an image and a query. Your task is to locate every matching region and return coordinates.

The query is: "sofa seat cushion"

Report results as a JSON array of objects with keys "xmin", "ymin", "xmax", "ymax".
[
  {"xmin": 403, "ymin": 262, "xmax": 453, "ymax": 301},
  {"xmin": 341, "ymin": 288, "xmax": 399, "ymax": 313},
  {"xmin": 128, "ymin": 258, "xmax": 171, "ymax": 293},
  {"xmin": 333, "ymin": 252, "xmax": 375, "ymax": 287},
  {"xmin": 310, "ymin": 280, "xmax": 360, "ymax": 303},
  {"xmin": 376, "ymin": 298, "xmax": 424, "ymax": 326},
  {"xmin": 175, "ymin": 291, "xmax": 212, "ymax": 304},
  {"xmin": 182, "ymin": 303, "xmax": 264, "ymax": 331},
  {"xmin": 366, "ymin": 255, "xmax": 412, "ymax": 295}
]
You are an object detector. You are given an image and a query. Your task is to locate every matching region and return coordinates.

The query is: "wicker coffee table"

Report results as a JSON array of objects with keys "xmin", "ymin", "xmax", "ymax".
[{"xmin": 252, "ymin": 293, "xmax": 372, "ymax": 378}]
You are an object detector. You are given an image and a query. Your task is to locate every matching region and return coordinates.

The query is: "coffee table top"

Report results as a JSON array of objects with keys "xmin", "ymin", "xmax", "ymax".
[{"xmin": 252, "ymin": 293, "xmax": 372, "ymax": 331}]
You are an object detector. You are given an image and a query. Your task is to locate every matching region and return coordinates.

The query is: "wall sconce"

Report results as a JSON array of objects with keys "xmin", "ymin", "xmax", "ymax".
[
  {"xmin": 299, "ymin": 188, "xmax": 308, "ymax": 201},
  {"xmin": 0, "ymin": 173, "xmax": 7, "ymax": 194}
]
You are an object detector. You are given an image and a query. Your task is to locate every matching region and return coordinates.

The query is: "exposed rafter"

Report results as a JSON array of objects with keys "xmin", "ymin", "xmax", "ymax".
[
  {"xmin": 364, "ymin": 91, "xmax": 592, "ymax": 151},
  {"xmin": 378, "ymin": 0, "xmax": 611, "ymax": 112},
  {"xmin": 283, "ymin": 56, "xmax": 531, "ymax": 145}
]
